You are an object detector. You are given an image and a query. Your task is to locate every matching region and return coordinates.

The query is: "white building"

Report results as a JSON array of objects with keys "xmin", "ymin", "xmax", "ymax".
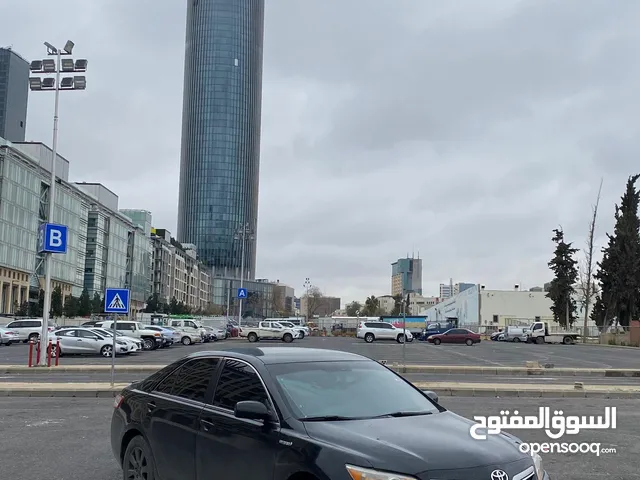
[{"xmin": 421, "ymin": 284, "xmax": 556, "ymax": 328}]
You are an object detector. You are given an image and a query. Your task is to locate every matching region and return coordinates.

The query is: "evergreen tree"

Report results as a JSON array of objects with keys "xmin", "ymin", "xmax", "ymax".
[
  {"xmin": 169, "ymin": 296, "xmax": 179, "ymax": 314},
  {"xmin": 91, "ymin": 292, "xmax": 103, "ymax": 314},
  {"xmin": 51, "ymin": 286, "xmax": 63, "ymax": 318},
  {"xmin": 345, "ymin": 301, "xmax": 362, "ymax": 317},
  {"xmin": 15, "ymin": 301, "xmax": 29, "ymax": 316},
  {"xmin": 77, "ymin": 288, "xmax": 92, "ymax": 316},
  {"xmin": 546, "ymin": 228, "xmax": 579, "ymax": 327},
  {"xmin": 595, "ymin": 174, "xmax": 640, "ymax": 327},
  {"xmin": 63, "ymin": 295, "xmax": 79, "ymax": 317},
  {"xmin": 144, "ymin": 294, "xmax": 160, "ymax": 313}
]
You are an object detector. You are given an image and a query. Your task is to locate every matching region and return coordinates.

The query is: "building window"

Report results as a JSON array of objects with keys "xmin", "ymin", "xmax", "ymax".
[{"xmin": 492, "ymin": 315, "xmax": 499, "ymax": 323}]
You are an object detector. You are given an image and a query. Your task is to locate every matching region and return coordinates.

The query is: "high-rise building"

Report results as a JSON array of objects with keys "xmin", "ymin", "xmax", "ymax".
[
  {"xmin": 391, "ymin": 257, "xmax": 422, "ymax": 296},
  {"xmin": 177, "ymin": 0, "xmax": 265, "ymax": 280},
  {"xmin": 0, "ymin": 48, "xmax": 29, "ymax": 143}
]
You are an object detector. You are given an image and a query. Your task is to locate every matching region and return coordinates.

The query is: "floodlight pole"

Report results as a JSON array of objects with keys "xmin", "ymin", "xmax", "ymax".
[{"xmin": 38, "ymin": 48, "xmax": 62, "ymax": 366}]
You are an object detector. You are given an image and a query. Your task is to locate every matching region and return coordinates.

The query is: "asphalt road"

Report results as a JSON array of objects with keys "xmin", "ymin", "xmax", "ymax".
[
  {"xmin": 2, "ymin": 336, "xmax": 640, "ymax": 368},
  {"xmin": 0, "ymin": 396, "xmax": 636, "ymax": 480},
  {"xmin": 2, "ymin": 371, "xmax": 639, "ymax": 386}
]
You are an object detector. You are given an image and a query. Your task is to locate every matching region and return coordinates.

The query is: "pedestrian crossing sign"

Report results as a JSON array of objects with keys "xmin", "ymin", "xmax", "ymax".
[{"xmin": 104, "ymin": 288, "xmax": 130, "ymax": 313}]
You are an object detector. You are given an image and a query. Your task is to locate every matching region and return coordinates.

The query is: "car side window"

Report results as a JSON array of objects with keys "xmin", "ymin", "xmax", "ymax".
[
  {"xmin": 77, "ymin": 330, "xmax": 98, "ymax": 339},
  {"xmin": 157, "ymin": 358, "xmax": 220, "ymax": 402},
  {"xmin": 212, "ymin": 359, "xmax": 269, "ymax": 411}
]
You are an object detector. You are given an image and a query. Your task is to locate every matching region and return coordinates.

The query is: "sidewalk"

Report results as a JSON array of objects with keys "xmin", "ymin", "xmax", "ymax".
[{"xmin": 0, "ymin": 380, "xmax": 638, "ymax": 398}]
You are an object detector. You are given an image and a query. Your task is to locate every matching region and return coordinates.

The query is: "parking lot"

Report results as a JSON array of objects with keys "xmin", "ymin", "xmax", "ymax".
[
  {"xmin": 0, "ymin": 396, "xmax": 635, "ymax": 480},
  {"xmin": 1, "ymin": 335, "xmax": 639, "ymax": 368}
]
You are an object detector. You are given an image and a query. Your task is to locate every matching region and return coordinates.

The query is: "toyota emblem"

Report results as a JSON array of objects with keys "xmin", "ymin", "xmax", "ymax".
[{"xmin": 490, "ymin": 470, "xmax": 509, "ymax": 480}]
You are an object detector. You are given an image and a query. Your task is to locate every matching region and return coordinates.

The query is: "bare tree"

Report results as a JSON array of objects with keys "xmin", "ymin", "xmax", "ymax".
[
  {"xmin": 579, "ymin": 178, "xmax": 603, "ymax": 337},
  {"xmin": 303, "ymin": 286, "xmax": 325, "ymax": 319}
]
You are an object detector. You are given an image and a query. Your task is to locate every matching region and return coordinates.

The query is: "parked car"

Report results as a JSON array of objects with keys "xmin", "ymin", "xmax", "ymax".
[
  {"xmin": 166, "ymin": 319, "xmax": 208, "ymax": 343},
  {"xmin": 427, "ymin": 328, "xmax": 481, "ymax": 346},
  {"xmin": 277, "ymin": 321, "xmax": 310, "ymax": 339},
  {"xmin": 94, "ymin": 320, "xmax": 163, "ymax": 350},
  {"xmin": 142, "ymin": 325, "xmax": 176, "ymax": 347},
  {"xmin": 90, "ymin": 328, "xmax": 143, "ymax": 352},
  {"xmin": 239, "ymin": 321, "xmax": 298, "ymax": 343},
  {"xmin": 110, "ymin": 347, "xmax": 549, "ymax": 480},
  {"xmin": 0, "ymin": 327, "xmax": 19, "ymax": 345},
  {"xmin": 490, "ymin": 329, "xmax": 503, "ymax": 341},
  {"xmin": 202, "ymin": 326, "xmax": 227, "ymax": 341},
  {"xmin": 1, "ymin": 318, "xmax": 57, "ymax": 343},
  {"xmin": 356, "ymin": 320, "xmax": 413, "ymax": 343},
  {"xmin": 51, "ymin": 327, "xmax": 133, "ymax": 357}
]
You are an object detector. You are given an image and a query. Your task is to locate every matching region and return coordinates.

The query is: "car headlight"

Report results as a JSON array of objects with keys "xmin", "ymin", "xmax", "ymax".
[
  {"xmin": 116, "ymin": 340, "xmax": 126, "ymax": 345},
  {"xmin": 346, "ymin": 464, "xmax": 416, "ymax": 480},
  {"xmin": 531, "ymin": 452, "xmax": 544, "ymax": 480}
]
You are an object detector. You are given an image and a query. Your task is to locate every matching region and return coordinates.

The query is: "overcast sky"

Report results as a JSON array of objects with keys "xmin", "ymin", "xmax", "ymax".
[{"xmin": 3, "ymin": 0, "xmax": 639, "ymax": 303}]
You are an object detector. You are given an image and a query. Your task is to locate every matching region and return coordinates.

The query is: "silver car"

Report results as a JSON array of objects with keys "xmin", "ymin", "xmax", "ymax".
[
  {"xmin": 0, "ymin": 327, "xmax": 20, "ymax": 345},
  {"xmin": 90, "ymin": 328, "xmax": 143, "ymax": 352},
  {"xmin": 52, "ymin": 328, "xmax": 131, "ymax": 357}
]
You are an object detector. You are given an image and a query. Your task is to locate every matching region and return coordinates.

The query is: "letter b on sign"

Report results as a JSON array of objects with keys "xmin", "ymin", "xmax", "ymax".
[
  {"xmin": 40, "ymin": 223, "xmax": 68, "ymax": 254},
  {"xmin": 50, "ymin": 229, "xmax": 62, "ymax": 247}
]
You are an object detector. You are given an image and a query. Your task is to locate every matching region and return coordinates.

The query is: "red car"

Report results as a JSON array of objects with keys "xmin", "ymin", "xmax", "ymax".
[{"xmin": 427, "ymin": 328, "xmax": 481, "ymax": 346}]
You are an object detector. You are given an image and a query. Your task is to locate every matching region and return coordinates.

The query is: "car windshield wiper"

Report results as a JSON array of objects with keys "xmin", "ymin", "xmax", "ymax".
[
  {"xmin": 299, "ymin": 415, "xmax": 362, "ymax": 422},
  {"xmin": 373, "ymin": 411, "xmax": 434, "ymax": 418}
]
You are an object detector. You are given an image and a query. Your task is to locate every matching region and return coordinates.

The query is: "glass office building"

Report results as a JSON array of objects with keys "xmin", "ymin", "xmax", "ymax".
[
  {"xmin": 177, "ymin": 0, "xmax": 265, "ymax": 280},
  {"xmin": 0, "ymin": 48, "xmax": 29, "ymax": 143}
]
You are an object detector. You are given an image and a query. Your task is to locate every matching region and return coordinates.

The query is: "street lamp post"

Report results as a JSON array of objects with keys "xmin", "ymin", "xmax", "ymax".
[
  {"xmin": 234, "ymin": 223, "xmax": 254, "ymax": 328},
  {"xmin": 303, "ymin": 277, "xmax": 311, "ymax": 321},
  {"xmin": 29, "ymin": 41, "xmax": 87, "ymax": 366}
]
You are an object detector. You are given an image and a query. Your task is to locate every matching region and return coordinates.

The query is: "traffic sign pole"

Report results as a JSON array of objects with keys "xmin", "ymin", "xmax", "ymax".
[{"xmin": 111, "ymin": 313, "xmax": 117, "ymax": 386}]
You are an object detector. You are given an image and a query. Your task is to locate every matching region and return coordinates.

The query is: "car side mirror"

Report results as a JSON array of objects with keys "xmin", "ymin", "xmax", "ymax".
[
  {"xmin": 424, "ymin": 390, "xmax": 439, "ymax": 403},
  {"xmin": 234, "ymin": 400, "xmax": 270, "ymax": 421}
]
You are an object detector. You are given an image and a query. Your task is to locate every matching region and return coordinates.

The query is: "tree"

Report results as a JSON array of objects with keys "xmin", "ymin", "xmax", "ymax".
[
  {"xmin": 77, "ymin": 288, "xmax": 92, "ymax": 317},
  {"xmin": 595, "ymin": 174, "xmax": 640, "ymax": 327},
  {"xmin": 303, "ymin": 286, "xmax": 325, "ymax": 319},
  {"xmin": 63, "ymin": 295, "xmax": 78, "ymax": 317},
  {"xmin": 29, "ymin": 289, "xmax": 45, "ymax": 317},
  {"xmin": 169, "ymin": 297, "xmax": 179, "ymax": 315},
  {"xmin": 51, "ymin": 286, "xmax": 63, "ymax": 318},
  {"xmin": 577, "ymin": 179, "xmax": 602, "ymax": 335},
  {"xmin": 14, "ymin": 301, "xmax": 28, "ymax": 316},
  {"xmin": 345, "ymin": 301, "xmax": 362, "ymax": 317},
  {"xmin": 390, "ymin": 295, "xmax": 405, "ymax": 316},
  {"xmin": 144, "ymin": 293, "xmax": 161, "ymax": 313},
  {"xmin": 361, "ymin": 295, "xmax": 382, "ymax": 316},
  {"xmin": 91, "ymin": 292, "xmax": 103, "ymax": 314},
  {"xmin": 546, "ymin": 228, "xmax": 579, "ymax": 327},
  {"xmin": 204, "ymin": 303, "xmax": 224, "ymax": 315}
]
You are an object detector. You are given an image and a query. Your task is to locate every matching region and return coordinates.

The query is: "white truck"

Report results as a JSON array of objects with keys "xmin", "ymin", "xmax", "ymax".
[
  {"xmin": 96, "ymin": 320, "xmax": 164, "ymax": 350},
  {"xmin": 239, "ymin": 321, "xmax": 298, "ymax": 343},
  {"xmin": 525, "ymin": 321, "xmax": 580, "ymax": 345}
]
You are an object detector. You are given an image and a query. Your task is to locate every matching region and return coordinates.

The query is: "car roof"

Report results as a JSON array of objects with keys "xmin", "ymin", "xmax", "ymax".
[{"xmin": 185, "ymin": 347, "xmax": 369, "ymax": 365}]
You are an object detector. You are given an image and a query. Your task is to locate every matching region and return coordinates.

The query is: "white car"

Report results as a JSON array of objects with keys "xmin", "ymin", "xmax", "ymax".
[
  {"xmin": 356, "ymin": 320, "xmax": 413, "ymax": 343},
  {"xmin": 239, "ymin": 321, "xmax": 298, "ymax": 343},
  {"xmin": 0, "ymin": 327, "xmax": 20, "ymax": 345},
  {"xmin": 277, "ymin": 321, "xmax": 310, "ymax": 339},
  {"xmin": 90, "ymin": 328, "xmax": 143, "ymax": 352}
]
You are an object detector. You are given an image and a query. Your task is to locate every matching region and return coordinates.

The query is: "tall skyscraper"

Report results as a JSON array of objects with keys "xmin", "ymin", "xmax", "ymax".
[
  {"xmin": 391, "ymin": 256, "xmax": 423, "ymax": 296},
  {"xmin": 177, "ymin": 0, "xmax": 265, "ymax": 280},
  {"xmin": 0, "ymin": 47, "xmax": 29, "ymax": 142}
]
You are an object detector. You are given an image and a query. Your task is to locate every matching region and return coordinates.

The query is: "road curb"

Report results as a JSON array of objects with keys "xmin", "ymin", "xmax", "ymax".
[
  {"xmin": 1, "ymin": 381, "xmax": 639, "ymax": 398},
  {"xmin": 3, "ymin": 363, "xmax": 640, "ymax": 377}
]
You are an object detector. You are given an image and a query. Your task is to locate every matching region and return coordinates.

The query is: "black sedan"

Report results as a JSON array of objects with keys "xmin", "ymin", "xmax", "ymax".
[{"xmin": 111, "ymin": 347, "xmax": 550, "ymax": 480}]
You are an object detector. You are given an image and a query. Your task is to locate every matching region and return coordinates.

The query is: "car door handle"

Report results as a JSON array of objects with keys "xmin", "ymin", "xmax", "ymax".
[
  {"xmin": 147, "ymin": 402, "xmax": 157, "ymax": 412},
  {"xmin": 200, "ymin": 419, "xmax": 215, "ymax": 431}
]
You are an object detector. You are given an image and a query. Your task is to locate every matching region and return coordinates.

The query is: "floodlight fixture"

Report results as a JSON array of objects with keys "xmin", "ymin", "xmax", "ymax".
[
  {"xmin": 29, "ymin": 77, "xmax": 42, "ymax": 90},
  {"xmin": 73, "ymin": 76, "xmax": 86, "ymax": 90},
  {"xmin": 42, "ymin": 77, "xmax": 55, "ymax": 89},
  {"xmin": 44, "ymin": 41, "xmax": 57, "ymax": 54},
  {"xmin": 63, "ymin": 40, "xmax": 74, "ymax": 54},
  {"xmin": 42, "ymin": 59, "xmax": 56, "ymax": 73},
  {"xmin": 61, "ymin": 58, "xmax": 75, "ymax": 71},
  {"xmin": 60, "ymin": 77, "xmax": 74, "ymax": 89},
  {"xmin": 74, "ymin": 59, "xmax": 88, "ymax": 72},
  {"xmin": 29, "ymin": 60, "xmax": 43, "ymax": 72}
]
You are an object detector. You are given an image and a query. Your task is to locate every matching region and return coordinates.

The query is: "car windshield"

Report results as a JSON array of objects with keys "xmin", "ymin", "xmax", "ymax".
[{"xmin": 266, "ymin": 360, "xmax": 441, "ymax": 420}]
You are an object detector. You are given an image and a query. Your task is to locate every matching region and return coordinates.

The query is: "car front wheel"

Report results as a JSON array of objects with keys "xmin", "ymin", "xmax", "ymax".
[
  {"xmin": 182, "ymin": 336, "xmax": 192, "ymax": 346},
  {"xmin": 283, "ymin": 333, "xmax": 293, "ymax": 343},
  {"xmin": 123, "ymin": 435, "xmax": 156, "ymax": 480},
  {"xmin": 465, "ymin": 338, "xmax": 473, "ymax": 346}
]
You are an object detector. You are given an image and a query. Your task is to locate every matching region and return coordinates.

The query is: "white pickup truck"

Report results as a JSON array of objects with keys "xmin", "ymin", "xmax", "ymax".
[
  {"xmin": 240, "ymin": 321, "xmax": 298, "ymax": 343},
  {"xmin": 525, "ymin": 321, "xmax": 580, "ymax": 345}
]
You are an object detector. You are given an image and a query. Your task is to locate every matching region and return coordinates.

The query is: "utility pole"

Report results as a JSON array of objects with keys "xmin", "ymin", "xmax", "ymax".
[
  {"xmin": 234, "ymin": 223, "xmax": 253, "ymax": 328},
  {"xmin": 29, "ymin": 40, "xmax": 87, "ymax": 365},
  {"xmin": 303, "ymin": 277, "xmax": 311, "ymax": 321}
]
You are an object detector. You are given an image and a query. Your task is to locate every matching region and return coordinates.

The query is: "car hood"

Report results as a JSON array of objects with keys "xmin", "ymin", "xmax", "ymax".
[{"xmin": 303, "ymin": 411, "xmax": 529, "ymax": 474}]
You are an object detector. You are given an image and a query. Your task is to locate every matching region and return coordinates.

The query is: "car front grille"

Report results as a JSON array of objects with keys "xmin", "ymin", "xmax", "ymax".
[{"xmin": 418, "ymin": 463, "xmax": 536, "ymax": 480}]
